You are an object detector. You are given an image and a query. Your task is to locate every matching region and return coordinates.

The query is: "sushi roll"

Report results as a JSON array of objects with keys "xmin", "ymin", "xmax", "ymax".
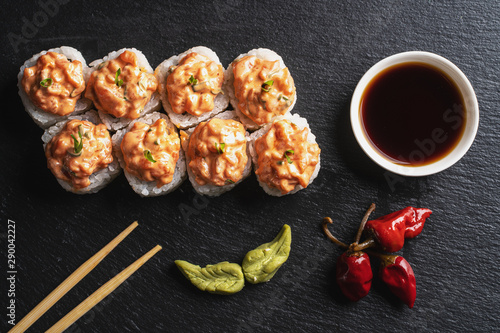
[
  {"xmin": 155, "ymin": 46, "xmax": 229, "ymax": 129},
  {"xmin": 85, "ymin": 48, "xmax": 161, "ymax": 131},
  {"xmin": 112, "ymin": 112, "xmax": 186, "ymax": 197},
  {"xmin": 18, "ymin": 46, "xmax": 92, "ymax": 128},
  {"xmin": 248, "ymin": 113, "xmax": 321, "ymax": 196},
  {"xmin": 225, "ymin": 48, "xmax": 297, "ymax": 130},
  {"xmin": 42, "ymin": 110, "xmax": 120, "ymax": 194},
  {"xmin": 181, "ymin": 110, "xmax": 251, "ymax": 196}
]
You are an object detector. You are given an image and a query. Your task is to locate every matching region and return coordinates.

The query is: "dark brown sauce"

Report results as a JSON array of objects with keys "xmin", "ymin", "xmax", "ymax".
[{"xmin": 361, "ymin": 62, "xmax": 466, "ymax": 166}]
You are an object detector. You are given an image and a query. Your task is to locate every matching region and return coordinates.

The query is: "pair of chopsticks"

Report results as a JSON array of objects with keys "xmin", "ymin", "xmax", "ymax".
[{"xmin": 9, "ymin": 222, "xmax": 161, "ymax": 333}]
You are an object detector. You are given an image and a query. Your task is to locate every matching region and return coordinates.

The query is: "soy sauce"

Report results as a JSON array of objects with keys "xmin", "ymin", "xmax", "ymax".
[{"xmin": 361, "ymin": 62, "xmax": 466, "ymax": 166}]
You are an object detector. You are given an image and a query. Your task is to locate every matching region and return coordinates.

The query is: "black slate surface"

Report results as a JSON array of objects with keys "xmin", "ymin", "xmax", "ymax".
[{"xmin": 1, "ymin": 1, "xmax": 499, "ymax": 332}]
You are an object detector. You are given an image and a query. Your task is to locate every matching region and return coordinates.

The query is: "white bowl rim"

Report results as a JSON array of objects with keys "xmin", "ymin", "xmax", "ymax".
[{"xmin": 350, "ymin": 51, "xmax": 479, "ymax": 177}]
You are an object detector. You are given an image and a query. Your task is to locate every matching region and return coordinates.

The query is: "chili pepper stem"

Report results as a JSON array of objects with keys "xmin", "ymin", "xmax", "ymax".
[
  {"xmin": 322, "ymin": 217, "xmax": 349, "ymax": 249},
  {"xmin": 352, "ymin": 238, "xmax": 377, "ymax": 252},
  {"xmin": 354, "ymin": 203, "xmax": 376, "ymax": 245}
]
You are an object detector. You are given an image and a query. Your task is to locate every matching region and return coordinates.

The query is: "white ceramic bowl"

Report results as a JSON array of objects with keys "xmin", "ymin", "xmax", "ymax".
[{"xmin": 350, "ymin": 51, "xmax": 479, "ymax": 176}]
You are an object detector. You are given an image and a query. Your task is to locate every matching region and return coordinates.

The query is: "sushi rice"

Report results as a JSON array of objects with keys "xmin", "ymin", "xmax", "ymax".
[
  {"xmin": 248, "ymin": 113, "xmax": 320, "ymax": 196},
  {"xmin": 18, "ymin": 46, "xmax": 93, "ymax": 129},
  {"xmin": 181, "ymin": 110, "xmax": 251, "ymax": 197},
  {"xmin": 87, "ymin": 48, "xmax": 161, "ymax": 131},
  {"xmin": 112, "ymin": 112, "xmax": 187, "ymax": 197},
  {"xmin": 225, "ymin": 48, "xmax": 297, "ymax": 130},
  {"xmin": 42, "ymin": 110, "xmax": 121, "ymax": 194},
  {"xmin": 155, "ymin": 46, "xmax": 229, "ymax": 129}
]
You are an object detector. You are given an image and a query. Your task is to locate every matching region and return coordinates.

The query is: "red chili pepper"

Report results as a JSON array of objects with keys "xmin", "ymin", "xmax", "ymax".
[
  {"xmin": 336, "ymin": 251, "xmax": 373, "ymax": 301},
  {"xmin": 363, "ymin": 206, "xmax": 432, "ymax": 252},
  {"xmin": 404, "ymin": 207, "xmax": 432, "ymax": 239},
  {"xmin": 323, "ymin": 203, "xmax": 426, "ymax": 308},
  {"xmin": 377, "ymin": 253, "xmax": 416, "ymax": 308},
  {"xmin": 323, "ymin": 204, "xmax": 376, "ymax": 302},
  {"xmin": 364, "ymin": 210, "xmax": 406, "ymax": 252}
]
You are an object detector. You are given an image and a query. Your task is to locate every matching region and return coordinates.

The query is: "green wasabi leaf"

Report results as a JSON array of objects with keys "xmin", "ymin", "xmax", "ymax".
[
  {"xmin": 175, "ymin": 260, "xmax": 245, "ymax": 295},
  {"xmin": 242, "ymin": 224, "xmax": 292, "ymax": 284},
  {"xmin": 144, "ymin": 150, "xmax": 156, "ymax": 163},
  {"xmin": 40, "ymin": 78, "xmax": 53, "ymax": 88}
]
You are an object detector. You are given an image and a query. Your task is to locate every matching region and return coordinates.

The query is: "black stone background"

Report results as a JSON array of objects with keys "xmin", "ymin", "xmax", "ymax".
[{"xmin": 1, "ymin": 1, "xmax": 499, "ymax": 332}]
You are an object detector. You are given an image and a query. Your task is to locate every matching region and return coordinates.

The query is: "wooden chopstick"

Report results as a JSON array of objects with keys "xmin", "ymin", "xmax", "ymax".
[
  {"xmin": 9, "ymin": 222, "xmax": 139, "ymax": 333},
  {"xmin": 45, "ymin": 245, "xmax": 162, "ymax": 333}
]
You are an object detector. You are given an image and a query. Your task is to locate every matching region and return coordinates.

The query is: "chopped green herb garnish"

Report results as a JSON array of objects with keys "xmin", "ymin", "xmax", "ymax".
[
  {"xmin": 188, "ymin": 75, "xmax": 198, "ymax": 85},
  {"xmin": 215, "ymin": 142, "xmax": 226, "ymax": 154},
  {"xmin": 267, "ymin": 69, "xmax": 280, "ymax": 78},
  {"xmin": 192, "ymin": 81, "xmax": 208, "ymax": 92},
  {"xmin": 144, "ymin": 150, "xmax": 156, "ymax": 163},
  {"xmin": 70, "ymin": 125, "xmax": 84, "ymax": 156},
  {"xmin": 115, "ymin": 68, "xmax": 124, "ymax": 87},
  {"xmin": 154, "ymin": 139, "xmax": 160, "ymax": 145},
  {"xmin": 261, "ymin": 99, "xmax": 267, "ymax": 110},
  {"xmin": 284, "ymin": 149, "xmax": 294, "ymax": 164},
  {"xmin": 277, "ymin": 160, "xmax": 284, "ymax": 165},
  {"xmin": 225, "ymin": 179, "xmax": 235, "ymax": 184},
  {"xmin": 261, "ymin": 80, "xmax": 274, "ymax": 92},
  {"xmin": 40, "ymin": 78, "xmax": 53, "ymax": 88},
  {"xmin": 97, "ymin": 61, "xmax": 108, "ymax": 70}
]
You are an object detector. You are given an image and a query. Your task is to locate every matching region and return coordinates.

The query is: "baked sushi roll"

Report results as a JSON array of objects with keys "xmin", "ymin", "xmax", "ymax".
[
  {"xmin": 18, "ymin": 46, "xmax": 92, "ymax": 128},
  {"xmin": 225, "ymin": 48, "xmax": 297, "ymax": 130},
  {"xmin": 155, "ymin": 46, "xmax": 229, "ymax": 129},
  {"xmin": 85, "ymin": 48, "xmax": 161, "ymax": 131},
  {"xmin": 42, "ymin": 110, "xmax": 120, "ymax": 194},
  {"xmin": 112, "ymin": 112, "xmax": 186, "ymax": 197},
  {"xmin": 181, "ymin": 111, "xmax": 251, "ymax": 196},
  {"xmin": 248, "ymin": 113, "xmax": 320, "ymax": 196}
]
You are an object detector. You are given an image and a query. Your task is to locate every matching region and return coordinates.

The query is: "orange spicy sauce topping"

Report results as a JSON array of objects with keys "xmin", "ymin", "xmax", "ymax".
[
  {"xmin": 45, "ymin": 119, "xmax": 113, "ymax": 189},
  {"xmin": 85, "ymin": 50, "xmax": 158, "ymax": 119},
  {"xmin": 233, "ymin": 55, "xmax": 295, "ymax": 125},
  {"xmin": 254, "ymin": 119, "xmax": 320, "ymax": 194},
  {"xmin": 166, "ymin": 52, "xmax": 224, "ymax": 116},
  {"xmin": 121, "ymin": 119, "xmax": 180, "ymax": 187},
  {"xmin": 22, "ymin": 52, "xmax": 86, "ymax": 116},
  {"xmin": 186, "ymin": 118, "xmax": 248, "ymax": 186}
]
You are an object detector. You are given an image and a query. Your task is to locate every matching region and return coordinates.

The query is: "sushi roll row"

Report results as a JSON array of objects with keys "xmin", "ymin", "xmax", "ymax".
[{"xmin": 19, "ymin": 46, "xmax": 320, "ymax": 196}]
